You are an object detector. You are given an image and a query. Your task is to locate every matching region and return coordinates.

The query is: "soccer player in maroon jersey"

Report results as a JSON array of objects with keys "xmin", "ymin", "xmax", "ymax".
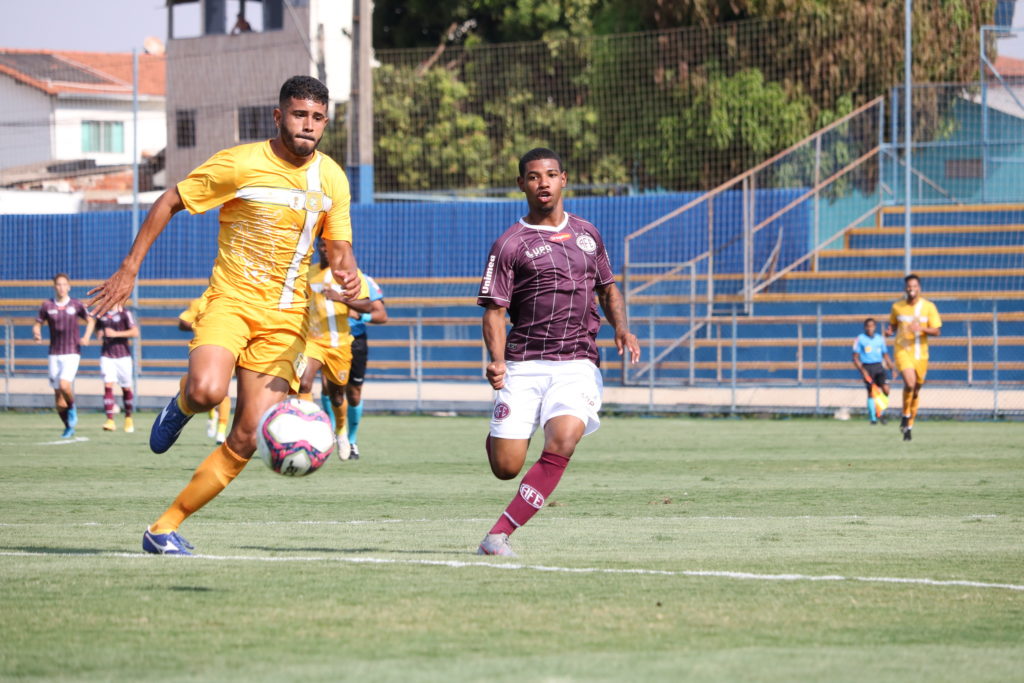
[
  {"xmin": 32, "ymin": 273, "xmax": 94, "ymax": 438},
  {"xmin": 475, "ymin": 148, "xmax": 641, "ymax": 556},
  {"xmin": 87, "ymin": 304, "xmax": 139, "ymax": 433}
]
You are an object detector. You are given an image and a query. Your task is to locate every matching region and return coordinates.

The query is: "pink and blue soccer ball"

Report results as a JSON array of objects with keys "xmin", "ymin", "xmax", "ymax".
[{"xmin": 256, "ymin": 398, "xmax": 336, "ymax": 476}]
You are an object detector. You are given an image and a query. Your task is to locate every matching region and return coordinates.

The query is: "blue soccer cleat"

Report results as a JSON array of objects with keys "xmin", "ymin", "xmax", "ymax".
[
  {"xmin": 142, "ymin": 527, "xmax": 194, "ymax": 555},
  {"xmin": 149, "ymin": 394, "xmax": 193, "ymax": 454},
  {"xmin": 61, "ymin": 426, "xmax": 75, "ymax": 439},
  {"xmin": 67, "ymin": 405, "xmax": 78, "ymax": 428}
]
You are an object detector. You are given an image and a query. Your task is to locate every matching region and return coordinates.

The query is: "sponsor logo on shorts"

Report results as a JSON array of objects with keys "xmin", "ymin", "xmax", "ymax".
[
  {"xmin": 480, "ymin": 254, "xmax": 496, "ymax": 294},
  {"xmin": 519, "ymin": 483, "xmax": 545, "ymax": 509},
  {"xmin": 493, "ymin": 401, "xmax": 511, "ymax": 420},
  {"xmin": 576, "ymin": 235, "xmax": 598, "ymax": 254},
  {"xmin": 549, "ymin": 232, "xmax": 572, "ymax": 242},
  {"xmin": 293, "ymin": 352, "xmax": 307, "ymax": 379},
  {"xmin": 525, "ymin": 244, "xmax": 552, "ymax": 259},
  {"xmin": 506, "ymin": 342, "xmax": 518, "ymax": 351},
  {"xmin": 581, "ymin": 391, "xmax": 596, "ymax": 408}
]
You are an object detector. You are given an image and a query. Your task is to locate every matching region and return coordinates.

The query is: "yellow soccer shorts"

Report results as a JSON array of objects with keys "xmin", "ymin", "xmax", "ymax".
[
  {"xmin": 304, "ymin": 337, "xmax": 353, "ymax": 387},
  {"xmin": 895, "ymin": 351, "xmax": 928, "ymax": 383},
  {"xmin": 189, "ymin": 293, "xmax": 306, "ymax": 391}
]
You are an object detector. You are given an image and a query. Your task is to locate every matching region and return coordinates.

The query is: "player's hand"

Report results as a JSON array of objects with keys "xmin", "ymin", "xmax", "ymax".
[
  {"xmin": 485, "ymin": 360, "xmax": 506, "ymax": 390},
  {"xmin": 88, "ymin": 269, "xmax": 135, "ymax": 317},
  {"xmin": 33, "ymin": 333, "xmax": 42, "ymax": 344},
  {"xmin": 332, "ymin": 269, "xmax": 360, "ymax": 300},
  {"xmin": 79, "ymin": 336, "xmax": 89, "ymax": 346},
  {"xmin": 615, "ymin": 329, "xmax": 641, "ymax": 364}
]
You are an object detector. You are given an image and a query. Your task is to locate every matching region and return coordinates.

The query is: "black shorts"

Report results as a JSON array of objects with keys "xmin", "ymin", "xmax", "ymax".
[
  {"xmin": 349, "ymin": 334, "xmax": 368, "ymax": 386},
  {"xmin": 862, "ymin": 362, "xmax": 887, "ymax": 394}
]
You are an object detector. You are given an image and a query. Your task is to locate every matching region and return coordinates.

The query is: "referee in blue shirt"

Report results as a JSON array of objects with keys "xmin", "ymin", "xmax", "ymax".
[{"xmin": 852, "ymin": 318, "xmax": 894, "ymax": 425}]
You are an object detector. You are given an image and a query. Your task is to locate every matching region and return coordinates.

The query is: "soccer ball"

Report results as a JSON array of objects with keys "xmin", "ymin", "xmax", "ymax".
[{"xmin": 256, "ymin": 398, "xmax": 335, "ymax": 476}]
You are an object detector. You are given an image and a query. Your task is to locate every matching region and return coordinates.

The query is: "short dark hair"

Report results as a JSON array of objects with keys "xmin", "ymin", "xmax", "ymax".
[
  {"xmin": 53, "ymin": 273, "xmax": 69, "ymax": 284},
  {"xmin": 518, "ymin": 148, "xmax": 563, "ymax": 177},
  {"xmin": 279, "ymin": 76, "xmax": 329, "ymax": 107},
  {"xmin": 904, "ymin": 273, "xmax": 920, "ymax": 284},
  {"xmin": 863, "ymin": 317, "xmax": 876, "ymax": 327}
]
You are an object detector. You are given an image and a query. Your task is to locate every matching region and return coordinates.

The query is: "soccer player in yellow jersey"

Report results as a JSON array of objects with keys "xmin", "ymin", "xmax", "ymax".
[
  {"xmin": 89, "ymin": 76, "xmax": 361, "ymax": 555},
  {"xmin": 885, "ymin": 274, "xmax": 942, "ymax": 442},
  {"xmin": 297, "ymin": 240, "xmax": 371, "ymax": 460}
]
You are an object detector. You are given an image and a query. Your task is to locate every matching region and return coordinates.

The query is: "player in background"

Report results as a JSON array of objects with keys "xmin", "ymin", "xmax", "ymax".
[
  {"xmin": 344, "ymin": 271, "xmax": 387, "ymax": 460},
  {"xmin": 88, "ymin": 75, "xmax": 360, "ymax": 555},
  {"xmin": 851, "ymin": 318, "xmax": 894, "ymax": 426},
  {"xmin": 87, "ymin": 304, "xmax": 139, "ymax": 433},
  {"xmin": 475, "ymin": 148, "xmax": 640, "ymax": 557},
  {"xmin": 178, "ymin": 294, "xmax": 231, "ymax": 444},
  {"xmin": 885, "ymin": 274, "xmax": 942, "ymax": 442},
  {"xmin": 298, "ymin": 240, "xmax": 370, "ymax": 459},
  {"xmin": 33, "ymin": 273, "xmax": 93, "ymax": 438}
]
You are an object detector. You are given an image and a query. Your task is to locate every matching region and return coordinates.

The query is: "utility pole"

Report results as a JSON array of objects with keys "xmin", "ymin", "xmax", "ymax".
[{"xmin": 347, "ymin": 0, "xmax": 374, "ymax": 204}]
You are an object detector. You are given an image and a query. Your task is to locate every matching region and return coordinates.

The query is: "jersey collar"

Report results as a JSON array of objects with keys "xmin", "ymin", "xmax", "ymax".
[{"xmin": 519, "ymin": 212, "xmax": 569, "ymax": 233}]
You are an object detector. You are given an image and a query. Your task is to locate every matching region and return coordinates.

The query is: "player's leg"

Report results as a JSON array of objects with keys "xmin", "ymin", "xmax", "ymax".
[
  {"xmin": 346, "ymin": 335, "xmax": 368, "ymax": 454},
  {"xmin": 326, "ymin": 378, "xmax": 350, "ymax": 459},
  {"xmin": 103, "ymin": 382, "xmax": 117, "ymax": 431},
  {"xmin": 297, "ymin": 356, "xmax": 324, "ymax": 399},
  {"xmin": 150, "ymin": 345, "xmax": 235, "ymax": 454},
  {"xmin": 863, "ymin": 376, "xmax": 876, "ymax": 425},
  {"xmin": 906, "ymin": 361, "xmax": 927, "ymax": 439},
  {"xmin": 898, "ymin": 360, "xmax": 916, "ymax": 438},
  {"xmin": 145, "ymin": 367, "xmax": 290, "ymax": 554},
  {"xmin": 215, "ymin": 395, "xmax": 230, "ymax": 444}
]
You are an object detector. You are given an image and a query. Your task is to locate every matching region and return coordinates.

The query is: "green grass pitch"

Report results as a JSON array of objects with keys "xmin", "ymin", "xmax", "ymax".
[{"xmin": 1, "ymin": 411, "xmax": 1022, "ymax": 681}]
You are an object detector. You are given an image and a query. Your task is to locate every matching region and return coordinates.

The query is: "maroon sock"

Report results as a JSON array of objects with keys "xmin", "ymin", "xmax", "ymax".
[
  {"xmin": 122, "ymin": 388, "xmax": 134, "ymax": 417},
  {"xmin": 58, "ymin": 408, "xmax": 69, "ymax": 428},
  {"xmin": 489, "ymin": 451, "xmax": 570, "ymax": 536},
  {"xmin": 103, "ymin": 387, "xmax": 115, "ymax": 419}
]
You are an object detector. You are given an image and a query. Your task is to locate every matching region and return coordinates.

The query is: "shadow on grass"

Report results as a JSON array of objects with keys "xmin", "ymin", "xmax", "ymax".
[{"xmin": 2, "ymin": 545, "xmax": 116, "ymax": 555}]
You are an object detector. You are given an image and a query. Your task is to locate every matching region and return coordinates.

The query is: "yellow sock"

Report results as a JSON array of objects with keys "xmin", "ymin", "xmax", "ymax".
[
  {"xmin": 332, "ymin": 398, "xmax": 347, "ymax": 436},
  {"xmin": 909, "ymin": 393, "xmax": 921, "ymax": 427},
  {"xmin": 176, "ymin": 375, "xmax": 196, "ymax": 416},
  {"xmin": 218, "ymin": 396, "xmax": 231, "ymax": 429},
  {"xmin": 298, "ymin": 392, "xmax": 313, "ymax": 402},
  {"xmin": 151, "ymin": 444, "xmax": 249, "ymax": 533}
]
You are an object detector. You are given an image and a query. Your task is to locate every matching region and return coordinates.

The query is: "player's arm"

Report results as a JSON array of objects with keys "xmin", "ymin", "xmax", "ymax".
[
  {"xmin": 325, "ymin": 239, "xmax": 360, "ymax": 300},
  {"xmin": 32, "ymin": 320, "xmax": 42, "ymax": 343},
  {"xmin": 883, "ymin": 351, "xmax": 896, "ymax": 378},
  {"xmin": 89, "ymin": 187, "xmax": 185, "ymax": 316},
  {"xmin": 482, "ymin": 304, "xmax": 508, "ymax": 390},
  {"xmin": 596, "ymin": 282, "xmax": 640, "ymax": 364},
  {"xmin": 346, "ymin": 298, "xmax": 388, "ymax": 324},
  {"xmin": 851, "ymin": 351, "xmax": 871, "ymax": 383},
  {"xmin": 80, "ymin": 316, "xmax": 96, "ymax": 345}
]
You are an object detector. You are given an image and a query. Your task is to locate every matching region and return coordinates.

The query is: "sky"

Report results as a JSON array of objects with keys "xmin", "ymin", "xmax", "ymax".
[{"xmin": 0, "ymin": 0, "xmax": 200, "ymax": 53}]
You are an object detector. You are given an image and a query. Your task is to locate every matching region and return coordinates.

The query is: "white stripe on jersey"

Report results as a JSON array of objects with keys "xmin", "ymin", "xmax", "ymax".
[{"xmin": 278, "ymin": 156, "xmax": 323, "ymax": 309}]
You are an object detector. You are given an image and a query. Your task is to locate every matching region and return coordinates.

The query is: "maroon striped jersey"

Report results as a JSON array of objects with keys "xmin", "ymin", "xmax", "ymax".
[
  {"xmin": 94, "ymin": 309, "xmax": 136, "ymax": 359},
  {"xmin": 36, "ymin": 298, "xmax": 88, "ymax": 355},
  {"xmin": 477, "ymin": 213, "xmax": 615, "ymax": 364}
]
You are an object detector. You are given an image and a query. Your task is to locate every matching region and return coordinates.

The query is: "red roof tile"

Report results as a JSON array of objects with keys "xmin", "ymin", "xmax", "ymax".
[{"xmin": 0, "ymin": 48, "xmax": 164, "ymax": 97}]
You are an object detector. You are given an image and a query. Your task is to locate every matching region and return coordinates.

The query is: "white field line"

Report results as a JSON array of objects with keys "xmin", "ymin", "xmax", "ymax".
[
  {"xmin": 0, "ymin": 511, "xmax": 1007, "ymax": 528},
  {"xmin": 32, "ymin": 436, "xmax": 90, "ymax": 446},
  {"xmin": 0, "ymin": 514, "xmax": 1004, "ymax": 528},
  {"xmin": 0, "ymin": 549, "xmax": 1021, "ymax": 592}
]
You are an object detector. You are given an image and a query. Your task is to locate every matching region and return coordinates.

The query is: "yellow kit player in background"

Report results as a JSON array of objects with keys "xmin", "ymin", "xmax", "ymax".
[
  {"xmin": 886, "ymin": 274, "xmax": 942, "ymax": 442},
  {"xmin": 178, "ymin": 294, "xmax": 232, "ymax": 444},
  {"xmin": 297, "ymin": 240, "xmax": 370, "ymax": 461},
  {"xmin": 89, "ymin": 76, "xmax": 361, "ymax": 555}
]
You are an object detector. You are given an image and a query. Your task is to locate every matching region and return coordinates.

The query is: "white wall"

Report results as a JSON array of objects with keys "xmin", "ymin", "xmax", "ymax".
[
  {"xmin": 0, "ymin": 188, "xmax": 82, "ymax": 213},
  {"xmin": 0, "ymin": 76, "xmax": 54, "ymax": 170},
  {"xmin": 53, "ymin": 97, "xmax": 166, "ymax": 166},
  {"xmin": 312, "ymin": 0, "xmax": 354, "ymax": 103}
]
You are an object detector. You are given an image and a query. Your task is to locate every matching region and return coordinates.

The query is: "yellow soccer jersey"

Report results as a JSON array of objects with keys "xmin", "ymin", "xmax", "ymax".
[
  {"xmin": 177, "ymin": 141, "xmax": 352, "ymax": 311},
  {"xmin": 889, "ymin": 297, "xmax": 942, "ymax": 361},
  {"xmin": 178, "ymin": 291, "xmax": 210, "ymax": 327},
  {"xmin": 306, "ymin": 265, "xmax": 370, "ymax": 348}
]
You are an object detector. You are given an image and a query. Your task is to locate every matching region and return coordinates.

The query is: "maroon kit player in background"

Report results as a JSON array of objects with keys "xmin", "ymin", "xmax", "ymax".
[
  {"xmin": 87, "ymin": 304, "xmax": 139, "ymax": 433},
  {"xmin": 32, "ymin": 273, "xmax": 94, "ymax": 438},
  {"xmin": 475, "ymin": 148, "xmax": 641, "ymax": 557}
]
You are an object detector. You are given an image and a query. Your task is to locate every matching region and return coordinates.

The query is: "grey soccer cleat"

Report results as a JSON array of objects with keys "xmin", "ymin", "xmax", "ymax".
[{"xmin": 477, "ymin": 532, "xmax": 517, "ymax": 557}]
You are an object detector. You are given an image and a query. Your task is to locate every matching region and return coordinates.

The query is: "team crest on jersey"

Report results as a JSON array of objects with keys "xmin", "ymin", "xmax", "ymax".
[
  {"xmin": 493, "ymin": 401, "xmax": 511, "ymax": 420},
  {"xmin": 549, "ymin": 232, "xmax": 572, "ymax": 243},
  {"xmin": 304, "ymin": 191, "xmax": 324, "ymax": 213},
  {"xmin": 576, "ymin": 235, "xmax": 597, "ymax": 254}
]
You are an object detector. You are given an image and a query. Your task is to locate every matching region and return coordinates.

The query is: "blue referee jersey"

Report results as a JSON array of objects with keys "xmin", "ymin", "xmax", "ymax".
[{"xmin": 852, "ymin": 333, "xmax": 887, "ymax": 364}]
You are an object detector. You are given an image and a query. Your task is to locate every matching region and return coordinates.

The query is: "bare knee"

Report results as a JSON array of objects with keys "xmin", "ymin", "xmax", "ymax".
[
  {"xmin": 185, "ymin": 377, "xmax": 226, "ymax": 411},
  {"xmin": 487, "ymin": 435, "xmax": 527, "ymax": 480}
]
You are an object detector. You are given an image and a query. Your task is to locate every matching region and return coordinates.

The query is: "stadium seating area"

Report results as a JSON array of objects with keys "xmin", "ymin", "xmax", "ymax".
[{"xmin": 2, "ymin": 205, "xmax": 1021, "ymax": 397}]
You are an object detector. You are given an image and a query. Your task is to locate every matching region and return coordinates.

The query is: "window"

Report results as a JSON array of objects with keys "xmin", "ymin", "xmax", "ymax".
[
  {"xmin": 176, "ymin": 109, "xmax": 196, "ymax": 148},
  {"xmin": 81, "ymin": 121, "xmax": 124, "ymax": 153},
  {"xmin": 238, "ymin": 105, "xmax": 276, "ymax": 141}
]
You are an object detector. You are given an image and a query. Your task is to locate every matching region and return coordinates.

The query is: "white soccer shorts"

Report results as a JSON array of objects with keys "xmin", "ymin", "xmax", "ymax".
[
  {"xmin": 48, "ymin": 353, "xmax": 81, "ymax": 389},
  {"xmin": 489, "ymin": 359, "xmax": 603, "ymax": 440},
  {"xmin": 100, "ymin": 355, "xmax": 134, "ymax": 387}
]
